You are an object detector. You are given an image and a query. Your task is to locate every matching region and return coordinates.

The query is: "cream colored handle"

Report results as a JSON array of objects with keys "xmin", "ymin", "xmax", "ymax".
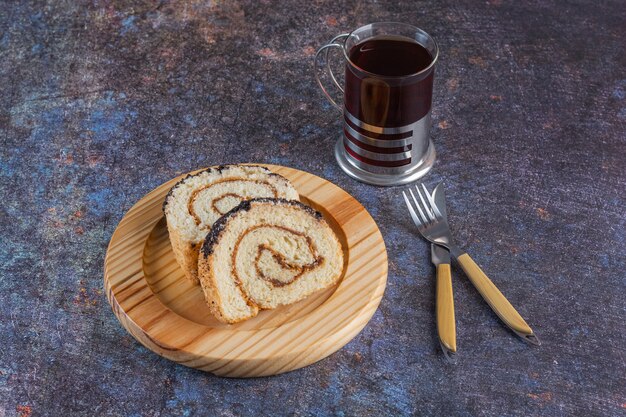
[
  {"xmin": 436, "ymin": 264, "xmax": 457, "ymax": 353},
  {"xmin": 457, "ymin": 253, "xmax": 533, "ymax": 336}
]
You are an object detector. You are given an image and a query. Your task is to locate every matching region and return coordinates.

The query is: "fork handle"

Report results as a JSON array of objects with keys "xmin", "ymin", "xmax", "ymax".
[
  {"xmin": 456, "ymin": 253, "xmax": 537, "ymax": 341},
  {"xmin": 436, "ymin": 263, "xmax": 457, "ymax": 356}
]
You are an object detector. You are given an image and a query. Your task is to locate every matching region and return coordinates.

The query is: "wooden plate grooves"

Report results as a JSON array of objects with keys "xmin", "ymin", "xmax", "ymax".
[{"xmin": 104, "ymin": 164, "xmax": 387, "ymax": 377}]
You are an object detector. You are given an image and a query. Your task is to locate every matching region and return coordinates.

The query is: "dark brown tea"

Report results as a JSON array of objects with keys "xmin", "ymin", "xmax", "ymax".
[
  {"xmin": 349, "ymin": 37, "xmax": 433, "ymax": 76},
  {"xmin": 344, "ymin": 36, "xmax": 434, "ymax": 129}
]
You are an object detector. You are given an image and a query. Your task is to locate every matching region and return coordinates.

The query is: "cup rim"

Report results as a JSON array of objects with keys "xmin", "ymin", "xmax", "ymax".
[{"xmin": 341, "ymin": 22, "xmax": 439, "ymax": 79}]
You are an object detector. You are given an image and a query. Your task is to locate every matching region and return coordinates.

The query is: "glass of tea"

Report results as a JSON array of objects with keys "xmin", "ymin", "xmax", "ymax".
[{"xmin": 315, "ymin": 22, "xmax": 439, "ymax": 186}]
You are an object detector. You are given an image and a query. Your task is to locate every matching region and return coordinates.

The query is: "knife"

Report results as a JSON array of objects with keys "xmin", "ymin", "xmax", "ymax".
[
  {"xmin": 432, "ymin": 242, "xmax": 456, "ymax": 361},
  {"xmin": 429, "ymin": 183, "xmax": 540, "ymax": 346}
]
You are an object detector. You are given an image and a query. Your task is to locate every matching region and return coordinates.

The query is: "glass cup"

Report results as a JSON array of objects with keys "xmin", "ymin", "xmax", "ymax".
[{"xmin": 315, "ymin": 22, "xmax": 439, "ymax": 186}]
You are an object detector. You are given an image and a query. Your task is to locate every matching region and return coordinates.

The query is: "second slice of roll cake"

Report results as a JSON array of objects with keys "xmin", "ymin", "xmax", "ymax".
[
  {"xmin": 198, "ymin": 199, "xmax": 344, "ymax": 324},
  {"xmin": 163, "ymin": 165, "xmax": 299, "ymax": 284}
]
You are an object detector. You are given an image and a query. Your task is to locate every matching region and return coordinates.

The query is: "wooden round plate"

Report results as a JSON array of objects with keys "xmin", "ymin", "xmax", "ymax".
[{"xmin": 104, "ymin": 165, "xmax": 387, "ymax": 377}]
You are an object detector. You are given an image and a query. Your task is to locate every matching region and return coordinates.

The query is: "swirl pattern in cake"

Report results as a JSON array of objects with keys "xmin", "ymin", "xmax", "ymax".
[
  {"xmin": 198, "ymin": 199, "xmax": 344, "ymax": 324},
  {"xmin": 164, "ymin": 165, "xmax": 299, "ymax": 283}
]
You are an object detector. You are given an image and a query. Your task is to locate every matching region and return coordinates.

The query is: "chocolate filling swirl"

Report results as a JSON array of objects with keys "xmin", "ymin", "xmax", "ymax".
[
  {"xmin": 187, "ymin": 178, "xmax": 279, "ymax": 227},
  {"xmin": 232, "ymin": 225, "xmax": 324, "ymax": 290}
]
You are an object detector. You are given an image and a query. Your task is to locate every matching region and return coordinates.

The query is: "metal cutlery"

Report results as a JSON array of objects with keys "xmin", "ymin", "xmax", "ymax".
[{"xmin": 403, "ymin": 183, "xmax": 540, "ymax": 347}]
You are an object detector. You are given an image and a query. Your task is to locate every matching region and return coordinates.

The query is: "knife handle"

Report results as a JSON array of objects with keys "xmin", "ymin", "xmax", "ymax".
[
  {"xmin": 436, "ymin": 264, "xmax": 457, "ymax": 355},
  {"xmin": 456, "ymin": 253, "xmax": 539, "ymax": 344}
]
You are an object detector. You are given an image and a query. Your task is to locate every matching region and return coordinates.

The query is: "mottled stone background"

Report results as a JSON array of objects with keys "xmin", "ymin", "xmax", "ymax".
[{"xmin": 1, "ymin": 0, "xmax": 624, "ymax": 416}]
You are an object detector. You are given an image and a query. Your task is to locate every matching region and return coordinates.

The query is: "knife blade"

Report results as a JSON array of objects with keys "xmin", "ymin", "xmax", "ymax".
[{"xmin": 431, "ymin": 243, "xmax": 456, "ymax": 360}]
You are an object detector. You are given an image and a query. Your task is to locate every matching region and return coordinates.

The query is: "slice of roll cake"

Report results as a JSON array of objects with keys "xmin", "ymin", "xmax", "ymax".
[
  {"xmin": 198, "ymin": 198, "xmax": 344, "ymax": 324},
  {"xmin": 163, "ymin": 165, "xmax": 299, "ymax": 284}
]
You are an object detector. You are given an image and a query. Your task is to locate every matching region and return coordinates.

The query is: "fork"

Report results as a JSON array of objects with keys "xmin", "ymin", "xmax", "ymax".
[{"xmin": 403, "ymin": 183, "xmax": 540, "ymax": 345}]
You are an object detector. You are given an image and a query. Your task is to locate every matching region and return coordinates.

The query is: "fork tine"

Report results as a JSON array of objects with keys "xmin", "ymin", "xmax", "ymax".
[
  {"xmin": 402, "ymin": 191, "xmax": 423, "ymax": 227},
  {"xmin": 415, "ymin": 185, "xmax": 436, "ymax": 221},
  {"xmin": 409, "ymin": 188, "xmax": 430, "ymax": 225},
  {"xmin": 422, "ymin": 183, "xmax": 443, "ymax": 219}
]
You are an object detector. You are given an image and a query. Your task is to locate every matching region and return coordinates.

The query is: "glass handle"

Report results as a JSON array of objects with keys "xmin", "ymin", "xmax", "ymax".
[{"xmin": 314, "ymin": 34, "xmax": 348, "ymax": 112}]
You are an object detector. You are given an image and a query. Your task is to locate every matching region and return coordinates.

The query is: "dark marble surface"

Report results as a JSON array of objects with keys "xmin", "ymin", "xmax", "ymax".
[{"xmin": 1, "ymin": 1, "xmax": 625, "ymax": 416}]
